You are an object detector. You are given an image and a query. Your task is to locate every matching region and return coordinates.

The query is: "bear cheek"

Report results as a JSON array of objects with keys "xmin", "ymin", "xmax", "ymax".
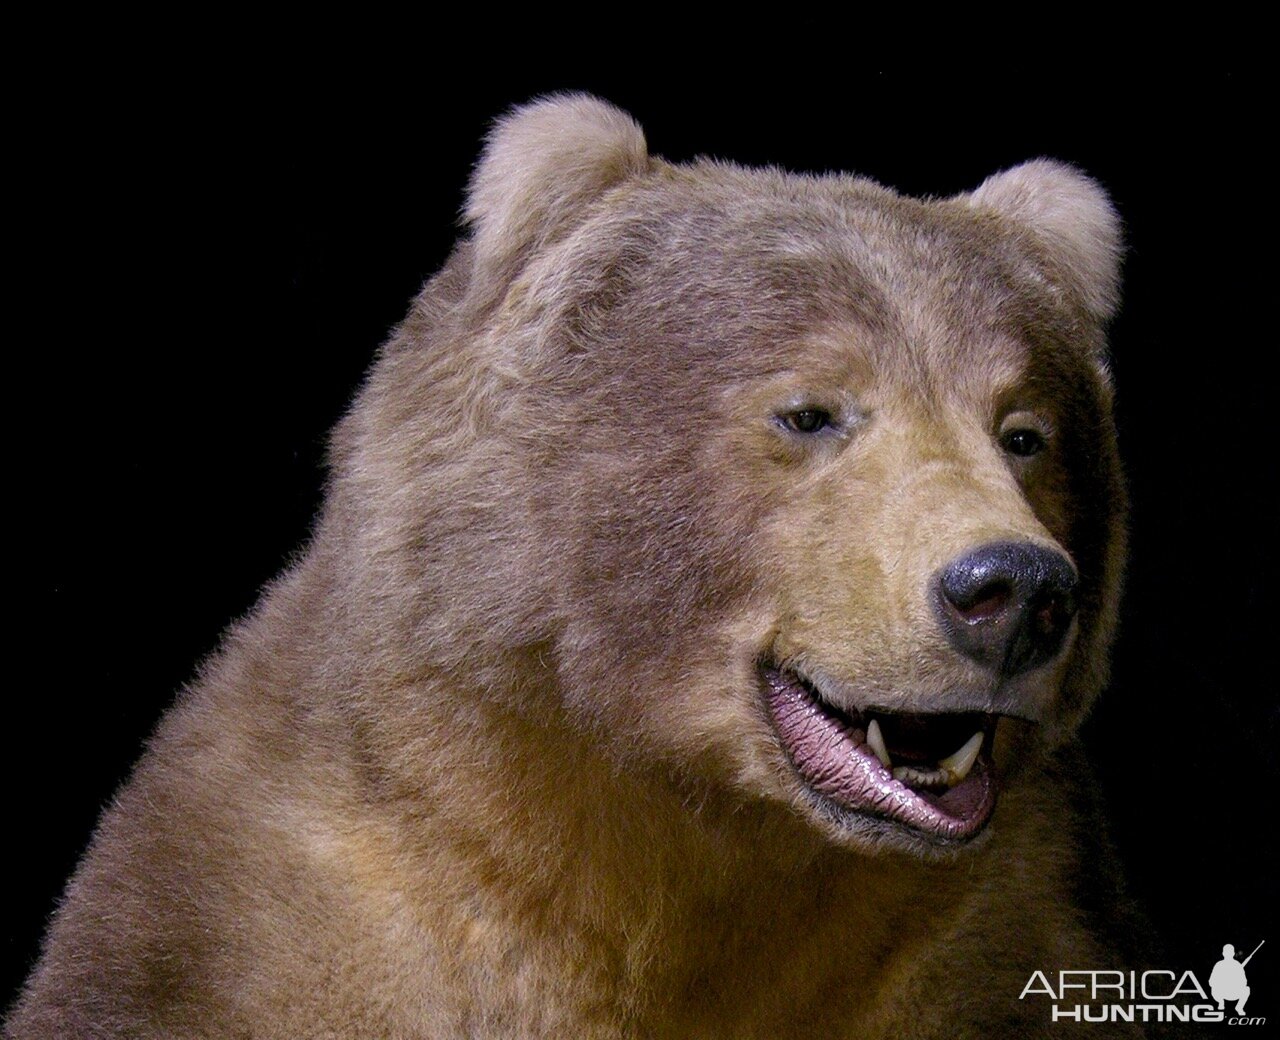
[
  {"xmin": 1048, "ymin": 397, "xmax": 1127, "ymax": 735},
  {"xmin": 550, "ymin": 463, "xmax": 773, "ymax": 749}
]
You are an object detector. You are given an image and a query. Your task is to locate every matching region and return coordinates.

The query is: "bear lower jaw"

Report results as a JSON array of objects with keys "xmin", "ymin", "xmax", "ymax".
[{"xmin": 760, "ymin": 664, "xmax": 999, "ymax": 844}]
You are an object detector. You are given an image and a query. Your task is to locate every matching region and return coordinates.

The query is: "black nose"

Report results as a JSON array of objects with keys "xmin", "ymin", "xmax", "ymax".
[{"xmin": 935, "ymin": 541, "xmax": 1078, "ymax": 677}]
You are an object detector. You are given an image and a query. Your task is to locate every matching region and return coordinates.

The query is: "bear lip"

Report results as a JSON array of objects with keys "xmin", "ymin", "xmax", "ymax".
[{"xmin": 760, "ymin": 664, "xmax": 998, "ymax": 842}]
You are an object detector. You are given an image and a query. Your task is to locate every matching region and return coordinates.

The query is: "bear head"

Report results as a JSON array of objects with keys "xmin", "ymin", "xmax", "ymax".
[{"xmin": 333, "ymin": 95, "xmax": 1124, "ymax": 858}]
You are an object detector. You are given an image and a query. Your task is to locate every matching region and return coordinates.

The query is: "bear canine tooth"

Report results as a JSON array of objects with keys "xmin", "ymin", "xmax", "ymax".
[
  {"xmin": 866, "ymin": 718, "xmax": 892, "ymax": 768},
  {"xmin": 938, "ymin": 731, "xmax": 984, "ymax": 785}
]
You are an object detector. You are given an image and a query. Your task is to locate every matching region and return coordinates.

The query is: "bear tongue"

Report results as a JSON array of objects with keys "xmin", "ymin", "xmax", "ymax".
[{"xmin": 762, "ymin": 668, "xmax": 997, "ymax": 841}]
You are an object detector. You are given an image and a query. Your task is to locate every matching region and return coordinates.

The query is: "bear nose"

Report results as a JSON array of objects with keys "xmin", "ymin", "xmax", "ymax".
[{"xmin": 934, "ymin": 541, "xmax": 1079, "ymax": 677}]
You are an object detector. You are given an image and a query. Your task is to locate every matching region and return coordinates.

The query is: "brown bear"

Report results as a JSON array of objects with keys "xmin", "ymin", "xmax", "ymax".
[{"xmin": 7, "ymin": 95, "xmax": 1142, "ymax": 1038}]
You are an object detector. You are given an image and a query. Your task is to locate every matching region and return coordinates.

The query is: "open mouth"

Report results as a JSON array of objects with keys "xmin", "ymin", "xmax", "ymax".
[{"xmin": 761, "ymin": 664, "xmax": 998, "ymax": 842}]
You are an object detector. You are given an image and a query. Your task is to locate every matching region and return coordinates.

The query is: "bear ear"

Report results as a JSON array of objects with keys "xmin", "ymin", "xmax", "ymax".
[
  {"xmin": 962, "ymin": 160, "xmax": 1122, "ymax": 323},
  {"xmin": 465, "ymin": 94, "xmax": 650, "ymax": 291}
]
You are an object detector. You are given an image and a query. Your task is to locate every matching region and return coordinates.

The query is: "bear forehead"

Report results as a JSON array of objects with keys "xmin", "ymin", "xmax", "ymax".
[{"xmin": 532, "ymin": 161, "xmax": 1077, "ymax": 381}]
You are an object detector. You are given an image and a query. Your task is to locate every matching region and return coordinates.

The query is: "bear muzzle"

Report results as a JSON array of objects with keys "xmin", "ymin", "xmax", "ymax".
[{"xmin": 759, "ymin": 541, "xmax": 1079, "ymax": 846}]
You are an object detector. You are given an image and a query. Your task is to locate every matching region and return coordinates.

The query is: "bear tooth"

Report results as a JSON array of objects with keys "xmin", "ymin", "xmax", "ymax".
[
  {"xmin": 938, "ymin": 731, "xmax": 984, "ymax": 785},
  {"xmin": 892, "ymin": 764, "xmax": 945, "ymax": 787},
  {"xmin": 866, "ymin": 718, "xmax": 892, "ymax": 769}
]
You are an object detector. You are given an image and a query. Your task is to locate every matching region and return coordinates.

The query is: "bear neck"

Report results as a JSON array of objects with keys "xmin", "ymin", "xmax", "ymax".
[{"xmin": 370, "ymin": 669, "xmax": 996, "ymax": 1025}]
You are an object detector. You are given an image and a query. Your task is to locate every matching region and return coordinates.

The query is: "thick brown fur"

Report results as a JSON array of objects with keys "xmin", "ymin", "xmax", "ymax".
[{"xmin": 9, "ymin": 96, "xmax": 1144, "ymax": 1038}]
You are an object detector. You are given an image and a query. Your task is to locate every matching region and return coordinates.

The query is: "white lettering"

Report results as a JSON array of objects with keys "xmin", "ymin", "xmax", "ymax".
[
  {"xmin": 1170, "ymin": 970, "xmax": 1208, "ymax": 999},
  {"xmin": 1019, "ymin": 970, "xmax": 1056, "ymax": 1000},
  {"xmin": 1020, "ymin": 962, "xmax": 1254, "ymax": 1024}
]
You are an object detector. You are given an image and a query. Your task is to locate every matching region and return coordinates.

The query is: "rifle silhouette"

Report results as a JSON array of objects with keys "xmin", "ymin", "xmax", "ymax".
[{"xmin": 1242, "ymin": 940, "xmax": 1265, "ymax": 968}]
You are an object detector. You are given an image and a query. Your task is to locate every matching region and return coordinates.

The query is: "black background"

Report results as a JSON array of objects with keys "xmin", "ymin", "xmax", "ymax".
[{"xmin": 9, "ymin": 47, "xmax": 1276, "ymax": 1016}]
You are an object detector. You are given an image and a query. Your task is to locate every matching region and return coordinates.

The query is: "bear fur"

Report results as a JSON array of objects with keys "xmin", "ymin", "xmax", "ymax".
[{"xmin": 8, "ymin": 95, "xmax": 1143, "ymax": 1038}]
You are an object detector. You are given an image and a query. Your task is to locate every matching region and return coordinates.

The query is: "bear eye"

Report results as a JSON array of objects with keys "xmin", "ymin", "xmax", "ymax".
[
  {"xmin": 1000, "ymin": 427, "xmax": 1047, "ymax": 457},
  {"xmin": 780, "ymin": 408, "xmax": 832, "ymax": 434}
]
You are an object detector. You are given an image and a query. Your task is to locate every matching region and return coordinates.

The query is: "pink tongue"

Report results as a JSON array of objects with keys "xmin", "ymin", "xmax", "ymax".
[{"xmin": 763, "ymin": 671, "xmax": 996, "ymax": 840}]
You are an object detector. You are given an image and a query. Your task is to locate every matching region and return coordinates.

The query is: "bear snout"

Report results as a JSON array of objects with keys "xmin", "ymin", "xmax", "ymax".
[{"xmin": 934, "ymin": 541, "xmax": 1079, "ymax": 678}]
